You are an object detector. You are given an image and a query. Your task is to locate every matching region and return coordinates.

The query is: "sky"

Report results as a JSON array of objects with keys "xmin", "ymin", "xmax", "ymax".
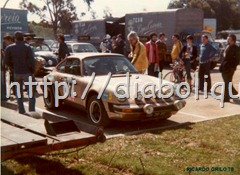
[{"xmin": 1, "ymin": 0, "xmax": 171, "ymax": 22}]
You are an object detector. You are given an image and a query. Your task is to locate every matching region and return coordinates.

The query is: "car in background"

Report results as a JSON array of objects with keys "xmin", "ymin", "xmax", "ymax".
[
  {"xmin": 66, "ymin": 41, "xmax": 98, "ymax": 54},
  {"xmin": 215, "ymin": 39, "xmax": 240, "ymax": 62},
  {"xmin": 50, "ymin": 41, "xmax": 98, "ymax": 54},
  {"xmin": 44, "ymin": 39, "xmax": 55, "ymax": 47},
  {"xmin": 43, "ymin": 53, "xmax": 186, "ymax": 127},
  {"xmin": 30, "ymin": 41, "xmax": 58, "ymax": 76},
  {"xmin": 50, "ymin": 41, "xmax": 59, "ymax": 52}
]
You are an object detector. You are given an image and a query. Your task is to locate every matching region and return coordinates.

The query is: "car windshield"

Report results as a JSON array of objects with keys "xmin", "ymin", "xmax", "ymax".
[
  {"xmin": 71, "ymin": 44, "xmax": 97, "ymax": 53},
  {"xmin": 31, "ymin": 44, "xmax": 52, "ymax": 52},
  {"xmin": 83, "ymin": 56, "xmax": 138, "ymax": 76}
]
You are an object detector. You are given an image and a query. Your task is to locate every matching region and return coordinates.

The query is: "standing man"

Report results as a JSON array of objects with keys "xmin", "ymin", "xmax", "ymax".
[
  {"xmin": 1, "ymin": 45, "xmax": 7, "ymax": 101},
  {"xmin": 156, "ymin": 33, "xmax": 167, "ymax": 74},
  {"xmin": 128, "ymin": 31, "xmax": 148, "ymax": 74},
  {"xmin": 115, "ymin": 34, "xmax": 125, "ymax": 55},
  {"xmin": 198, "ymin": 35, "xmax": 217, "ymax": 92},
  {"xmin": 58, "ymin": 34, "xmax": 70, "ymax": 63},
  {"xmin": 219, "ymin": 34, "xmax": 239, "ymax": 102},
  {"xmin": 3, "ymin": 35, "xmax": 14, "ymax": 95},
  {"xmin": 100, "ymin": 34, "xmax": 112, "ymax": 53},
  {"xmin": 145, "ymin": 33, "xmax": 159, "ymax": 77},
  {"xmin": 171, "ymin": 34, "xmax": 182, "ymax": 62},
  {"xmin": 5, "ymin": 31, "xmax": 36, "ymax": 114},
  {"xmin": 179, "ymin": 35, "xmax": 198, "ymax": 89}
]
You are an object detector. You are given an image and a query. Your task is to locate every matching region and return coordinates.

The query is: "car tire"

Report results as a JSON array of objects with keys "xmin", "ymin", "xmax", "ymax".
[
  {"xmin": 87, "ymin": 95, "xmax": 111, "ymax": 127},
  {"xmin": 43, "ymin": 86, "xmax": 56, "ymax": 109}
]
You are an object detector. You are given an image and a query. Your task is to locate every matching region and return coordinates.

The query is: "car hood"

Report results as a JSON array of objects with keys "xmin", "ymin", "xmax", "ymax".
[
  {"xmin": 35, "ymin": 51, "xmax": 58, "ymax": 66},
  {"xmin": 92, "ymin": 74, "xmax": 172, "ymax": 97}
]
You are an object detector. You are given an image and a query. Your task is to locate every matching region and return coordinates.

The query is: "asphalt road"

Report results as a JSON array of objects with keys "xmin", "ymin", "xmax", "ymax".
[{"xmin": 2, "ymin": 64, "xmax": 240, "ymax": 139}]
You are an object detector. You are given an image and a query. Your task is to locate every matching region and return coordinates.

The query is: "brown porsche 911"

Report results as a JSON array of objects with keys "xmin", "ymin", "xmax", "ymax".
[{"xmin": 43, "ymin": 53, "xmax": 186, "ymax": 127}]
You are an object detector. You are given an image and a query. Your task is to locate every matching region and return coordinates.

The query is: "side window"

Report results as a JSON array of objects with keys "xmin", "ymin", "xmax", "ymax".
[
  {"xmin": 67, "ymin": 45, "xmax": 73, "ymax": 53},
  {"xmin": 56, "ymin": 60, "xmax": 67, "ymax": 73},
  {"xmin": 65, "ymin": 59, "xmax": 81, "ymax": 75}
]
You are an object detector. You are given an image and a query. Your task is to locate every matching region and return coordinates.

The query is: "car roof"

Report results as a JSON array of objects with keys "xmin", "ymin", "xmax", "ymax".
[
  {"xmin": 66, "ymin": 42, "xmax": 94, "ymax": 45},
  {"xmin": 215, "ymin": 39, "xmax": 226, "ymax": 43},
  {"xmin": 67, "ymin": 53, "xmax": 124, "ymax": 60}
]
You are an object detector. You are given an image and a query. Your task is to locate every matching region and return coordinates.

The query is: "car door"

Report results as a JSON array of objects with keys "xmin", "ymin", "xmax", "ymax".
[{"xmin": 58, "ymin": 58, "xmax": 80, "ymax": 104}]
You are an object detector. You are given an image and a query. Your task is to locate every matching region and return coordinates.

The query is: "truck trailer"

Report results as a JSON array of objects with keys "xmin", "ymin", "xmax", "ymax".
[
  {"xmin": 124, "ymin": 8, "xmax": 220, "ymax": 65},
  {"xmin": 72, "ymin": 18, "xmax": 124, "ymax": 50}
]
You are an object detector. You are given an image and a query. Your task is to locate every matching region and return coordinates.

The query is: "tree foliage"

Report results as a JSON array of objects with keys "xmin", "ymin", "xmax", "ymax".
[
  {"xmin": 168, "ymin": 0, "xmax": 240, "ymax": 31},
  {"xmin": 103, "ymin": 6, "xmax": 113, "ymax": 19},
  {"xmin": 20, "ymin": 0, "xmax": 93, "ymax": 36}
]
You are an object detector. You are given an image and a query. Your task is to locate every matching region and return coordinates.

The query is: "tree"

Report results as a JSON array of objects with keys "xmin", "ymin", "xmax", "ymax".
[
  {"xmin": 168, "ymin": 0, "xmax": 184, "ymax": 9},
  {"xmin": 90, "ymin": 10, "xmax": 98, "ymax": 19},
  {"xmin": 20, "ymin": 0, "xmax": 93, "ymax": 36},
  {"xmin": 168, "ymin": 0, "xmax": 240, "ymax": 31},
  {"xmin": 103, "ymin": 6, "xmax": 113, "ymax": 19}
]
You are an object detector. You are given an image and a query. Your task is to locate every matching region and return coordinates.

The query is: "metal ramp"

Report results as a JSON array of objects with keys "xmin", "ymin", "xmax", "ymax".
[{"xmin": 1, "ymin": 109, "xmax": 106, "ymax": 161}]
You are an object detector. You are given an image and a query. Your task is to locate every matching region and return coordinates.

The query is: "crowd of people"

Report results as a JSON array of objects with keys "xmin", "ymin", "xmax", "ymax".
[
  {"xmin": 126, "ymin": 31, "xmax": 239, "ymax": 102},
  {"xmin": 99, "ymin": 34, "xmax": 125, "ymax": 54},
  {"xmin": 1, "ymin": 31, "xmax": 36, "ymax": 114},
  {"xmin": 1, "ymin": 30, "xmax": 239, "ymax": 114},
  {"xmin": 1, "ymin": 32, "xmax": 71, "ymax": 114}
]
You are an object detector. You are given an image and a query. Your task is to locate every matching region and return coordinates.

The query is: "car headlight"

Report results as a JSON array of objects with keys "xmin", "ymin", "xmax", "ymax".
[
  {"xmin": 143, "ymin": 104, "xmax": 154, "ymax": 114},
  {"xmin": 48, "ymin": 60, "xmax": 53, "ymax": 66},
  {"xmin": 136, "ymin": 91, "xmax": 143, "ymax": 101},
  {"xmin": 144, "ymin": 90, "xmax": 154, "ymax": 99},
  {"xmin": 117, "ymin": 89, "xmax": 127, "ymax": 102},
  {"xmin": 145, "ymin": 90, "xmax": 152, "ymax": 95},
  {"xmin": 36, "ymin": 57, "xmax": 46, "ymax": 65}
]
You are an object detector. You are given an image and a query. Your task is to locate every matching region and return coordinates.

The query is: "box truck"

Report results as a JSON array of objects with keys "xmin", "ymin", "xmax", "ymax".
[
  {"xmin": 72, "ymin": 19, "xmax": 124, "ymax": 50},
  {"xmin": 125, "ymin": 8, "xmax": 220, "ymax": 65}
]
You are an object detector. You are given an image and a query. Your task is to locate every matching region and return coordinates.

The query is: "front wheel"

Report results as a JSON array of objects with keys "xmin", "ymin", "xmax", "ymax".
[
  {"xmin": 43, "ymin": 86, "xmax": 56, "ymax": 109},
  {"xmin": 87, "ymin": 96, "xmax": 111, "ymax": 127},
  {"xmin": 163, "ymin": 71, "xmax": 182, "ymax": 83}
]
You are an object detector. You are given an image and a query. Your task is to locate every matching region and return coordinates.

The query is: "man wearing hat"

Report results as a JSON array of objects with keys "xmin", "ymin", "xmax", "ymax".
[
  {"xmin": 5, "ymin": 31, "xmax": 36, "ymax": 114},
  {"xmin": 1, "ymin": 35, "xmax": 14, "ymax": 100}
]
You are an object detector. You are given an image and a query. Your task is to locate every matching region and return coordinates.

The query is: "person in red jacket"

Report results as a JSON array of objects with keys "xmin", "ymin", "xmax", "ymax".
[{"xmin": 145, "ymin": 33, "xmax": 159, "ymax": 77}]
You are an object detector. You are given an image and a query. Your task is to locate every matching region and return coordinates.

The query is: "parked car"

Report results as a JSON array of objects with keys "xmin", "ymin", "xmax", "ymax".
[
  {"xmin": 50, "ymin": 41, "xmax": 98, "ymax": 55},
  {"xmin": 66, "ymin": 41, "xmax": 98, "ymax": 54},
  {"xmin": 50, "ymin": 41, "xmax": 59, "ymax": 52},
  {"xmin": 44, "ymin": 39, "xmax": 55, "ymax": 47},
  {"xmin": 30, "ymin": 41, "xmax": 58, "ymax": 75},
  {"xmin": 43, "ymin": 53, "xmax": 186, "ymax": 127}
]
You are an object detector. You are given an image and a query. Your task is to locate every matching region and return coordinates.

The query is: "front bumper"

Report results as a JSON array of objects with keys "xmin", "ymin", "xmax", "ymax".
[
  {"xmin": 43, "ymin": 66, "xmax": 54, "ymax": 72},
  {"xmin": 107, "ymin": 100, "xmax": 186, "ymax": 121}
]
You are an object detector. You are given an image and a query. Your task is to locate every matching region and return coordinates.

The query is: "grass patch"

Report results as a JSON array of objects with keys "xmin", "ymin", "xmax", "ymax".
[{"xmin": 2, "ymin": 116, "xmax": 240, "ymax": 175}]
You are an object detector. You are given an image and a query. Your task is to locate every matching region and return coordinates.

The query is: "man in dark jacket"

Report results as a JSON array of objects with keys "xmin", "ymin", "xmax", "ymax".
[
  {"xmin": 156, "ymin": 33, "xmax": 167, "ymax": 74},
  {"xmin": 115, "ymin": 34, "xmax": 125, "ymax": 55},
  {"xmin": 58, "ymin": 34, "xmax": 70, "ymax": 63},
  {"xmin": 179, "ymin": 35, "xmax": 198, "ymax": 89},
  {"xmin": 219, "ymin": 34, "xmax": 239, "ymax": 102},
  {"xmin": 5, "ymin": 31, "xmax": 36, "ymax": 114},
  {"xmin": 198, "ymin": 35, "xmax": 217, "ymax": 92}
]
